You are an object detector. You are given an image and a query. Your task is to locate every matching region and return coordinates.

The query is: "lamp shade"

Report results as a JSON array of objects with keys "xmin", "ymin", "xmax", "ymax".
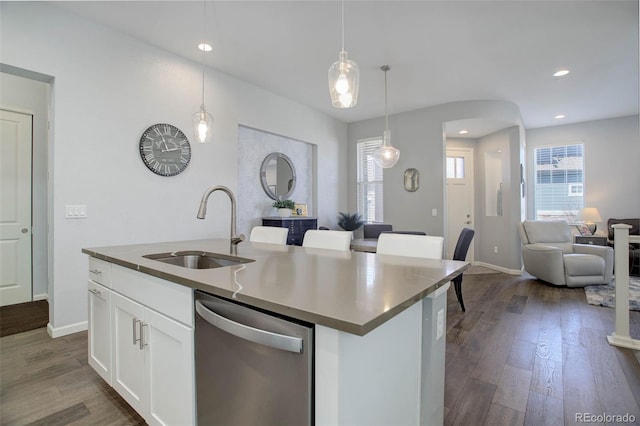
[
  {"xmin": 192, "ymin": 104, "xmax": 213, "ymax": 143},
  {"xmin": 328, "ymin": 50, "xmax": 359, "ymax": 108},
  {"xmin": 579, "ymin": 207, "xmax": 602, "ymax": 234},
  {"xmin": 579, "ymin": 207, "xmax": 603, "ymax": 223},
  {"xmin": 373, "ymin": 130, "xmax": 400, "ymax": 168}
]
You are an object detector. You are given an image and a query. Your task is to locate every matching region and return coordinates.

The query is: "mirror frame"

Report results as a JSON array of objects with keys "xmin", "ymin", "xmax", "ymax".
[
  {"xmin": 260, "ymin": 152, "xmax": 297, "ymax": 200},
  {"xmin": 404, "ymin": 168, "xmax": 420, "ymax": 192}
]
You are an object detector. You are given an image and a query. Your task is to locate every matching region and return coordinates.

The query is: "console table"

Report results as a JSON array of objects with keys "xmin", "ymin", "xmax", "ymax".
[
  {"xmin": 574, "ymin": 235, "xmax": 607, "ymax": 246},
  {"xmin": 262, "ymin": 217, "xmax": 317, "ymax": 246}
]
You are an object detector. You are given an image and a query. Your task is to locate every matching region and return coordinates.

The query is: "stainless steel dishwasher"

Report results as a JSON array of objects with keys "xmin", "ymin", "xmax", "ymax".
[{"xmin": 194, "ymin": 290, "xmax": 314, "ymax": 426}]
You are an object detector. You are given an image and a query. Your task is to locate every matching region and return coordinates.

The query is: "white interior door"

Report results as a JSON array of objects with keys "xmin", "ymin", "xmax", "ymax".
[
  {"xmin": 445, "ymin": 148, "xmax": 474, "ymax": 261},
  {"xmin": 0, "ymin": 109, "xmax": 32, "ymax": 306}
]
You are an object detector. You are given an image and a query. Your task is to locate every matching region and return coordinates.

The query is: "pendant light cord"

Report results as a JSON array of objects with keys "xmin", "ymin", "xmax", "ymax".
[
  {"xmin": 384, "ymin": 69, "xmax": 388, "ymax": 131},
  {"xmin": 341, "ymin": 0, "xmax": 345, "ymax": 51},
  {"xmin": 382, "ymin": 65, "xmax": 390, "ymax": 134},
  {"xmin": 201, "ymin": 0, "xmax": 207, "ymax": 106}
]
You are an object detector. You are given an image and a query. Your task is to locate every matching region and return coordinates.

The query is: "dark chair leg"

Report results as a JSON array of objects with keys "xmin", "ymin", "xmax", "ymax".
[{"xmin": 453, "ymin": 276, "xmax": 465, "ymax": 312}]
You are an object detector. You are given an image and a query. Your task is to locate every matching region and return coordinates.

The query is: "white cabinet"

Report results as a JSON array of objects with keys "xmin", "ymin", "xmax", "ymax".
[
  {"xmin": 111, "ymin": 292, "xmax": 146, "ymax": 414},
  {"xmin": 88, "ymin": 280, "xmax": 112, "ymax": 385},
  {"xmin": 111, "ymin": 292, "xmax": 194, "ymax": 426},
  {"xmin": 88, "ymin": 258, "xmax": 194, "ymax": 426}
]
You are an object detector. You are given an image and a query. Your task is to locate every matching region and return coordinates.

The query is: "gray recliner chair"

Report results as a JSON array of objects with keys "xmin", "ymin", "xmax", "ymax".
[{"xmin": 519, "ymin": 220, "xmax": 613, "ymax": 287}]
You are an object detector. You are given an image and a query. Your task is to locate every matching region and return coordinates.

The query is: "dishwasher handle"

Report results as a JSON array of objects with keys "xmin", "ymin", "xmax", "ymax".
[{"xmin": 195, "ymin": 300, "xmax": 303, "ymax": 353}]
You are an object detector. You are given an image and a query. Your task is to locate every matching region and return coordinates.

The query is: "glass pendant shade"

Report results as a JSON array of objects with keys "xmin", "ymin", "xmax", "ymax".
[
  {"xmin": 328, "ymin": 50, "xmax": 359, "ymax": 108},
  {"xmin": 374, "ymin": 130, "xmax": 400, "ymax": 168},
  {"xmin": 192, "ymin": 104, "xmax": 213, "ymax": 144},
  {"xmin": 373, "ymin": 66, "xmax": 400, "ymax": 168}
]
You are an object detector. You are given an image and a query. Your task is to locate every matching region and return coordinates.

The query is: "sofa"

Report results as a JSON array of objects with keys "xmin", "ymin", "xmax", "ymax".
[
  {"xmin": 607, "ymin": 218, "xmax": 640, "ymax": 276},
  {"xmin": 519, "ymin": 220, "xmax": 613, "ymax": 287}
]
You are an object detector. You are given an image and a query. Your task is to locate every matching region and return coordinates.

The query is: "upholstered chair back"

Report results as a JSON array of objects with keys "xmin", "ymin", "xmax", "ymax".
[{"xmin": 520, "ymin": 220, "xmax": 574, "ymax": 254}]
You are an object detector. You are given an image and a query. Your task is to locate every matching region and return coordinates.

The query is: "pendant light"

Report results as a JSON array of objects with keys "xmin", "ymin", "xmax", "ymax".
[
  {"xmin": 374, "ymin": 65, "xmax": 400, "ymax": 168},
  {"xmin": 328, "ymin": 0, "xmax": 359, "ymax": 108},
  {"xmin": 192, "ymin": 0, "xmax": 214, "ymax": 143}
]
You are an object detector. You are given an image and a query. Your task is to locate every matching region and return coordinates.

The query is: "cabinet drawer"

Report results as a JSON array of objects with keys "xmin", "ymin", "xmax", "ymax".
[
  {"xmin": 89, "ymin": 257, "xmax": 112, "ymax": 287},
  {"xmin": 111, "ymin": 265, "xmax": 193, "ymax": 327}
]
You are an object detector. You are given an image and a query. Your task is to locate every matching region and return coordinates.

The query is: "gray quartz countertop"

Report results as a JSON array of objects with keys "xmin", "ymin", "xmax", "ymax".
[{"xmin": 82, "ymin": 239, "xmax": 468, "ymax": 336}]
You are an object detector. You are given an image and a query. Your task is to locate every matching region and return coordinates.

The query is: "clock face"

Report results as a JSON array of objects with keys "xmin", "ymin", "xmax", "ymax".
[{"xmin": 139, "ymin": 124, "xmax": 191, "ymax": 176}]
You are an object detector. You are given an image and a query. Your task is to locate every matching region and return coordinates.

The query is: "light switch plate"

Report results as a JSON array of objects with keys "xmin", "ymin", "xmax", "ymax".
[{"xmin": 65, "ymin": 204, "xmax": 87, "ymax": 218}]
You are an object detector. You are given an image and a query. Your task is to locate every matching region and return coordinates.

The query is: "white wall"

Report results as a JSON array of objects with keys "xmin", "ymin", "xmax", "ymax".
[
  {"xmin": 0, "ymin": 2, "xmax": 347, "ymax": 333},
  {"xmin": 525, "ymin": 115, "xmax": 640, "ymax": 226},
  {"xmin": 0, "ymin": 72, "xmax": 49, "ymax": 300}
]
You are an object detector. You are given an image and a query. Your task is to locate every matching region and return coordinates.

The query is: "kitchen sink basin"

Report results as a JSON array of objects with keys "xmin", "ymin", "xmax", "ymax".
[{"xmin": 143, "ymin": 251, "xmax": 254, "ymax": 269}]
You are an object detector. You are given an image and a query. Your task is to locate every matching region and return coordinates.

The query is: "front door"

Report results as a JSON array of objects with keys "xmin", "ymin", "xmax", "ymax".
[
  {"xmin": 445, "ymin": 148, "xmax": 474, "ymax": 261},
  {"xmin": 0, "ymin": 109, "xmax": 32, "ymax": 306}
]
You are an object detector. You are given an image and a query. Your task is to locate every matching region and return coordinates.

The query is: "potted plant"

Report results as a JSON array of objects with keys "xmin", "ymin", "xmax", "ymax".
[
  {"xmin": 337, "ymin": 212, "xmax": 364, "ymax": 231},
  {"xmin": 273, "ymin": 199, "xmax": 296, "ymax": 217}
]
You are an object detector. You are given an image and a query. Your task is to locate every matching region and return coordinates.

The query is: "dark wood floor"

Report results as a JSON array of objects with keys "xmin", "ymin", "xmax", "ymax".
[
  {"xmin": 0, "ymin": 272, "xmax": 638, "ymax": 425},
  {"xmin": 444, "ymin": 271, "xmax": 640, "ymax": 426},
  {"xmin": 0, "ymin": 328, "xmax": 144, "ymax": 425}
]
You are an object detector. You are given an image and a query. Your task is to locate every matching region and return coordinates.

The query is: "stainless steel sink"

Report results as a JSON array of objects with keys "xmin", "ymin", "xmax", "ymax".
[{"xmin": 143, "ymin": 251, "xmax": 254, "ymax": 269}]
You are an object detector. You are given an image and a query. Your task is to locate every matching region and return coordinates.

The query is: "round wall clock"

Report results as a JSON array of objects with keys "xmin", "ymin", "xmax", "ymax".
[{"xmin": 139, "ymin": 123, "xmax": 191, "ymax": 176}]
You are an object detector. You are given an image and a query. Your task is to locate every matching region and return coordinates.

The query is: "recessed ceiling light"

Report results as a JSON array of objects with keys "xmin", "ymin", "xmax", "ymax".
[
  {"xmin": 198, "ymin": 43, "xmax": 212, "ymax": 52},
  {"xmin": 458, "ymin": 130, "xmax": 468, "ymax": 134},
  {"xmin": 555, "ymin": 114, "xmax": 566, "ymax": 119},
  {"xmin": 553, "ymin": 69, "xmax": 570, "ymax": 77}
]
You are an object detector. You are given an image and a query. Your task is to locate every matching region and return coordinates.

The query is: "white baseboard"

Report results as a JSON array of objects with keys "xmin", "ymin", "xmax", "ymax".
[
  {"xmin": 472, "ymin": 261, "xmax": 522, "ymax": 275},
  {"xmin": 47, "ymin": 321, "xmax": 87, "ymax": 338},
  {"xmin": 33, "ymin": 293, "xmax": 48, "ymax": 301}
]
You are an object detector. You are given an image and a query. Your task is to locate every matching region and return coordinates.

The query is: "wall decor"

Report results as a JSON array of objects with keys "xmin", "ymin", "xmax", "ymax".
[
  {"xmin": 260, "ymin": 152, "xmax": 296, "ymax": 200},
  {"xmin": 139, "ymin": 123, "xmax": 191, "ymax": 176},
  {"xmin": 403, "ymin": 168, "xmax": 419, "ymax": 192},
  {"xmin": 293, "ymin": 204, "xmax": 308, "ymax": 217}
]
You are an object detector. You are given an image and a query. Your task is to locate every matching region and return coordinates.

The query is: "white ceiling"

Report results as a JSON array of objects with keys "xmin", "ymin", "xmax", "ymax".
[{"xmin": 55, "ymin": 1, "xmax": 638, "ymax": 137}]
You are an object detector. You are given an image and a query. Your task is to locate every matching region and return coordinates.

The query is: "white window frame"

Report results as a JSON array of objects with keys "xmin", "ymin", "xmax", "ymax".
[
  {"xmin": 533, "ymin": 142, "xmax": 585, "ymax": 222},
  {"xmin": 356, "ymin": 137, "xmax": 383, "ymax": 223}
]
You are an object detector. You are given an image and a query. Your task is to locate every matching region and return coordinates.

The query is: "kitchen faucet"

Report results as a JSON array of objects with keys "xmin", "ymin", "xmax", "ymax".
[{"xmin": 197, "ymin": 185, "xmax": 245, "ymax": 255}]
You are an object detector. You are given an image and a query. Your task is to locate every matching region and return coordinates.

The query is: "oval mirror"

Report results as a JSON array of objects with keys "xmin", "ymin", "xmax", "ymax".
[
  {"xmin": 260, "ymin": 152, "xmax": 296, "ymax": 200},
  {"xmin": 404, "ymin": 168, "xmax": 419, "ymax": 192}
]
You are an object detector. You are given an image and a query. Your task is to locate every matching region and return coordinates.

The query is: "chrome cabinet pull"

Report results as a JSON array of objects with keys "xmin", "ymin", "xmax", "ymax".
[
  {"xmin": 89, "ymin": 269, "xmax": 102, "ymax": 274},
  {"xmin": 139, "ymin": 322, "xmax": 148, "ymax": 350},
  {"xmin": 88, "ymin": 288, "xmax": 101, "ymax": 295},
  {"xmin": 132, "ymin": 318, "xmax": 140, "ymax": 346}
]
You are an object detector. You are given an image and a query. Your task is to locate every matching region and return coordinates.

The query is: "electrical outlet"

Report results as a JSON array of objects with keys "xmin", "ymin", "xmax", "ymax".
[
  {"xmin": 436, "ymin": 309, "xmax": 444, "ymax": 340},
  {"xmin": 493, "ymin": 246, "xmax": 499, "ymax": 254},
  {"xmin": 431, "ymin": 208, "xmax": 437, "ymax": 216}
]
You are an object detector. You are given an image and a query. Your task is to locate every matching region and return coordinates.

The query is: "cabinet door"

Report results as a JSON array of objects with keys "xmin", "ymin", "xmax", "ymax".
[
  {"xmin": 144, "ymin": 308, "xmax": 195, "ymax": 426},
  {"xmin": 88, "ymin": 281, "xmax": 112, "ymax": 385},
  {"xmin": 111, "ymin": 292, "xmax": 146, "ymax": 416}
]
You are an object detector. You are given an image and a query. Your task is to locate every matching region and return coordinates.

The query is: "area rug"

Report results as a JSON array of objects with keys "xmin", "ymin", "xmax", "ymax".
[{"xmin": 584, "ymin": 276, "xmax": 640, "ymax": 311}]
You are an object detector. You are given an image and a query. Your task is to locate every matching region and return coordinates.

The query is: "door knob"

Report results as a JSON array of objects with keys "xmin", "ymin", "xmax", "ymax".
[{"xmin": 21, "ymin": 228, "xmax": 28, "ymax": 234}]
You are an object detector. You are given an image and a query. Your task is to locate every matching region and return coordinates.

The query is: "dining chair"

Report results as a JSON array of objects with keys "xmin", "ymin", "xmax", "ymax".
[
  {"xmin": 376, "ymin": 233, "xmax": 444, "ymax": 259},
  {"xmin": 302, "ymin": 230, "xmax": 352, "ymax": 251},
  {"xmin": 451, "ymin": 228, "xmax": 475, "ymax": 312},
  {"xmin": 249, "ymin": 226, "xmax": 289, "ymax": 245}
]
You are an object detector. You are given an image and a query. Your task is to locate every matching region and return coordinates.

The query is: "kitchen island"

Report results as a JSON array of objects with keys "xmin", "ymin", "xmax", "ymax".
[{"xmin": 83, "ymin": 238, "xmax": 468, "ymax": 425}]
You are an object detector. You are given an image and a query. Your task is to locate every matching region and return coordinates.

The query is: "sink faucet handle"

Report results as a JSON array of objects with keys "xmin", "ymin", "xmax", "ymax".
[{"xmin": 231, "ymin": 234, "xmax": 246, "ymax": 245}]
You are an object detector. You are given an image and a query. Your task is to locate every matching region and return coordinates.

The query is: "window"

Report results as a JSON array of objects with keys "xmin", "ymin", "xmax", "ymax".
[
  {"xmin": 446, "ymin": 156, "xmax": 465, "ymax": 179},
  {"xmin": 534, "ymin": 143, "xmax": 584, "ymax": 221},
  {"xmin": 357, "ymin": 138, "xmax": 383, "ymax": 222}
]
